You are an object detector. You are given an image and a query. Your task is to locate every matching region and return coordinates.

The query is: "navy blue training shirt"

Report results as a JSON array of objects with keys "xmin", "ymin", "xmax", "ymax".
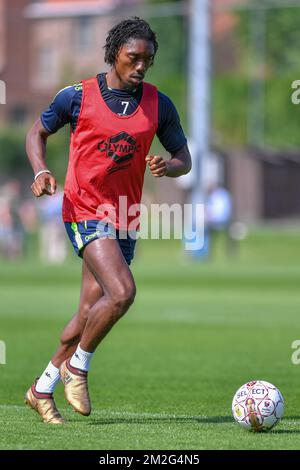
[{"xmin": 41, "ymin": 73, "xmax": 187, "ymax": 154}]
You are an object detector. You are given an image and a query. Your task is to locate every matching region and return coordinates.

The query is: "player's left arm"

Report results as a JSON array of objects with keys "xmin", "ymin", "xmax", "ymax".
[
  {"xmin": 146, "ymin": 92, "xmax": 192, "ymax": 178},
  {"xmin": 146, "ymin": 144, "xmax": 191, "ymax": 178}
]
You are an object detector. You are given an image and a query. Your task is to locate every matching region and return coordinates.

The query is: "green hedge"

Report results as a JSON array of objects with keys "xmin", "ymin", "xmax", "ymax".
[
  {"xmin": 0, "ymin": 126, "xmax": 69, "ymax": 183},
  {"xmin": 213, "ymin": 76, "xmax": 300, "ymax": 149}
]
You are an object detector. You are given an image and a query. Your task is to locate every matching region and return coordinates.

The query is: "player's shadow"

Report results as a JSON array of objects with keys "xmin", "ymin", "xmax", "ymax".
[
  {"xmin": 271, "ymin": 416, "xmax": 300, "ymax": 434},
  {"xmin": 85, "ymin": 415, "xmax": 233, "ymax": 426},
  {"xmin": 283, "ymin": 415, "xmax": 300, "ymax": 420},
  {"xmin": 271, "ymin": 429, "xmax": 300, "ymax": 434}
]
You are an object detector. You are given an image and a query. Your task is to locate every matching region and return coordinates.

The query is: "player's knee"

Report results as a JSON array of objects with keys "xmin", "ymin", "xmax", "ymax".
[{"xmin": 110, "ymin": 283, "xmax": 136, "ymax": 317}]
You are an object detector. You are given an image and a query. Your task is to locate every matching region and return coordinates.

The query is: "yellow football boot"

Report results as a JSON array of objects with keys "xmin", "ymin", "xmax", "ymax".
[
  {"xmin": 24, "ymin": 380, "xmax": 65, "ymax": 424},
  {"xmin": 60, "ymin": 359, "xmax": 91, "ymax": 416}
]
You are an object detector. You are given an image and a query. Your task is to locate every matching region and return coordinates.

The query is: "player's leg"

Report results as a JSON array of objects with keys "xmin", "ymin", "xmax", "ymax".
[
  {"xmin": 79, "ymin": 236, "xmax": 136, "ymax": 351},
  {"xmin": 35, "ymin": 259, "xmax": 102, "ymax": 390},
  {"xmin": 60, "ymin": 236, "xmax": 136, "ymax": 415},
  {"xmin": 51, "ymin": 260, "xmax": 103, "ymax": 367},
  {"xmin": 25, "ymin": 260, "xmax": 103, "ymax": 423}
]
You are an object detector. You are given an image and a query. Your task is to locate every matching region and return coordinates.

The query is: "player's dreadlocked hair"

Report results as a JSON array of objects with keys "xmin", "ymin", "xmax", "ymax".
[{"xmin": 104, "ymin": 17, "xmax": 158, "ymax": 66}]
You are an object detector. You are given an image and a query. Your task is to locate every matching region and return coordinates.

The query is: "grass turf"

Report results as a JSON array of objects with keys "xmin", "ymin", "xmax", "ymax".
[{"xmin": 0, "ymin": 229, "xmax": 300, "ymax": 449}]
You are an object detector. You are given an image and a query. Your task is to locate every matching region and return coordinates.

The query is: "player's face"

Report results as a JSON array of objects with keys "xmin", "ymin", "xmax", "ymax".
[{"xmin": 114, "ymin": 39, "xmax": 155, "ymax": 89}]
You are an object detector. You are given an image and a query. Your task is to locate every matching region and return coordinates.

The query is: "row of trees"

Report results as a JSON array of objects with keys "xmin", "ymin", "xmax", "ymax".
[
  {"xmin": 149, "ymin": 2, "xmax": 300, "ymax": 148},
  {"xmin": 1, "ymin": 2, "xmax": 300, "ymax": 178}
]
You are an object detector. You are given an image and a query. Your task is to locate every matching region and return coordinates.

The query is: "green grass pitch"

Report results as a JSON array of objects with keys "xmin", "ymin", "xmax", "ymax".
[{"xmin": 0, "ymin": 230, "xmax": 300, "ymax": 450}]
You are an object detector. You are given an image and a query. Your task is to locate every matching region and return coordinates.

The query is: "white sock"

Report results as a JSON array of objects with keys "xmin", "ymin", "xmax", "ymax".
[
  {"xmin": 36, "ymin": 361, "xmax": 61, "ymax": 394},
  {"xmin": 70, "ymin": 344, "xmax": 94, "ymax": 372}
]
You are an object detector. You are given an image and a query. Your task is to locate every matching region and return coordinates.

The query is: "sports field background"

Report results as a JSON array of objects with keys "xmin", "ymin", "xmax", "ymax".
[{"xmin": 1, "ymin": 228, "xmax": 300, "ymax": 450}]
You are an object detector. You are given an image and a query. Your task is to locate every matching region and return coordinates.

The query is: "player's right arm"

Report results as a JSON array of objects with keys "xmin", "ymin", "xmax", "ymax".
[
  {"xmin": 26, "ymin": 83, "xmax": 82, "ymax": 197},
  {"xmin": 26, "ymin": 118, "xmax": 57, "ymax": 197}
]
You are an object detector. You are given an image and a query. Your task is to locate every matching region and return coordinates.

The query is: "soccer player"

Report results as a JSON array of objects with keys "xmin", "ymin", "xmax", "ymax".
[{"xmin": 25, "ymin": 17, "xmax": 191, "ymax": 424}]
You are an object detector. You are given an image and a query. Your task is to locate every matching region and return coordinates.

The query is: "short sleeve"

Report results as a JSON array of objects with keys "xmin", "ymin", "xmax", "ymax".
[
  {"xmin": 156, "ymin": 92, "xmax": 187, "ymax": 154},
  {"xmin": 40, "ymin": 84, "xmax": 82, "ymax": 134}
]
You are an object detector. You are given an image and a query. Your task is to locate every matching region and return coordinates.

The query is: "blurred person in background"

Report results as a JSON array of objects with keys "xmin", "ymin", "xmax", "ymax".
[
  {"xmin": 38, "ymin": 186, "xmax": 67, "ymax": 264},
  {"xmin": 25, "ymin": 17, "xmax": 191, "ymax": 424},
  {"xmin": 18, "ymin": 198, "xmax": 39, "ymax": 258},
  {"xmin": 0, "ymin": 193, "xmax": 14, "ymax": 258},
  {"xmin": 205, "ymin": 183, "xmax": 234, "ymax": 258},
  {"xmin": 0, "ymin": 179, "xmax": 25, "ymax": 259}
]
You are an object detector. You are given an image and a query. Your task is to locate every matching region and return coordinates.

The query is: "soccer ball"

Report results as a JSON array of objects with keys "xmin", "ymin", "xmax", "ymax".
[{"xmin": 232, "ymin": 380, "xmax": 284, "ymax": 432}]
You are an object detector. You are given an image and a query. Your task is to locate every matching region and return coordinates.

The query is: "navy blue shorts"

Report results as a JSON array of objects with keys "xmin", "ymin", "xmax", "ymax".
[{"xmin": 64, "ymin": 220, "xmax": 137, "ymax": 265}]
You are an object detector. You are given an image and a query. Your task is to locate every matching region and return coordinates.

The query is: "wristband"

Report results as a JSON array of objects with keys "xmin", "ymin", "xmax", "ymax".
[{"xmin": 34, "ymin": 169, "xmax": 51, "ymax": 181}]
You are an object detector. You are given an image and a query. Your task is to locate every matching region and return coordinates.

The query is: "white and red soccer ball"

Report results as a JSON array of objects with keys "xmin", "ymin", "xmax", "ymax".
[{"xmin": 232, "ymin": 380, "xmax": 284, "ymax": 432}]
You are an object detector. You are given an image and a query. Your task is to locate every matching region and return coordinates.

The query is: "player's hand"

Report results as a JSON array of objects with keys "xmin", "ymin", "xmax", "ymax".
[
  {"xmin": 31, "ymin": 173, "xmax": 57, "ymax": 197},
  {"xmin": 145, "ymin": 155, "xmax": 169, "ymax": 177}
]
